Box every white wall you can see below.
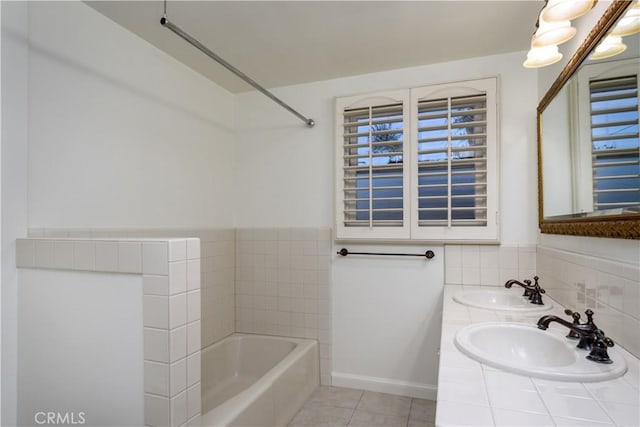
[332,244,443,398]
[235,51,539,244]
[1,3,29,425]
[28,1,236,229]
[1,1,238,422]
[18,269,143,426]
[236,51,538,394]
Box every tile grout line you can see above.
[529,379,559,426]
[346,390,365,426]
[582,383,621,426]
[479,364,498,426]
[407,398,415,427]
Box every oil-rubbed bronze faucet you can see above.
[504,276,546,305]
[537,309,615,364]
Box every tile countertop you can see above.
[436,284,640,427]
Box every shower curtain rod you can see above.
[160,14,315,128]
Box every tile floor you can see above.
[289,386,436,427]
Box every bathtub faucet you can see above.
[537,309,615,364]
[504,276,545,305]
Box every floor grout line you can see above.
[346,389,365,426]
[290,386,436,427]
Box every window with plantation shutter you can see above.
[589,75,640,211]
[343,104,405,225]
[336,91,411,240]
[576,59,640,214]
[335,78,498,241]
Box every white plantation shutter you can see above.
[335,79,498,241]
[411,79,498,241]
[589,75,640,211]
[336,91,411,240]
[414,95,488,226]
[576,59,640,214]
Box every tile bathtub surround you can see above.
[235,227,333,385]
[16,237,202,427]
[185,229,235,348]
[437,284,640,427]
[444,244,537,286]
[537,245,640,359]
[289,386,436,427]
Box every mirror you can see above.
[538,1,640,239]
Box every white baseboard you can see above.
[331,372,437,400]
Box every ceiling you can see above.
[86,1,543,93]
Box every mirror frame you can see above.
[537,0,640,239]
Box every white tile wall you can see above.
[94,241,118,272]
[118,241,142,273]
[538,245,640,359]
[24,227,325,400]
[34,240,55,268]
[199,229,235,348]
[143,242,169,275]
[445,244,537,287]
[145,394,170,427]
[235,227,332,384]
[17,236,202,427]
[26,228,236,425]
[28,228,237,351]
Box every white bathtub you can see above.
[200,334,319,427]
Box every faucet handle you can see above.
[564,308,580,320]
[585,309,594,325]
[528,277,546,305]
[529,286,545,305]
[599,334,614,348]
[586,329,615,364]
[564,309,582,339]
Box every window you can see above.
[336,90,411,240]
[576,59,640,213]
[589,75,639,211]
[335,78,498,241]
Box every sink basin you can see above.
[454,322,627,382]
[453,290,553,312]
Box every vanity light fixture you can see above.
[524,0,596,68]
[532,14,577,47]
[542,0,595,22]
[590,35,627,60]
[610,6,640,37]
[590,1,638,60]
[524,43,563,68]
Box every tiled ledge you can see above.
[437,284,640,427]
[16,237,200,274]
[16,237,202,427]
